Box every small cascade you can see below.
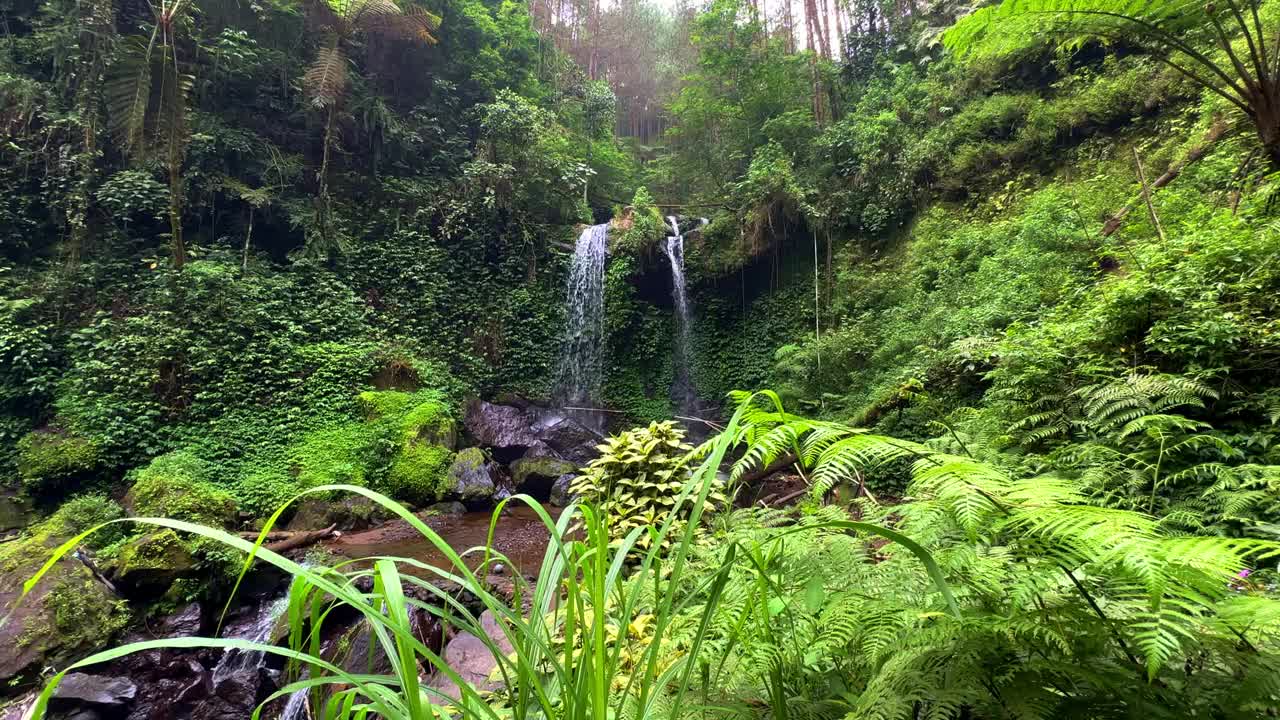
[664,216,697,416]
[278,689,310,720]
[212,596,288,683]
[554,223,610,428]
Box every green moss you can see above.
[360,390,456,447]
[48,575,130,648]
[15,430,98,492]
[511,456,576,486]
[383,444,454,505]
[113,529,194,576]
[288,422,378,489]
[127,451,238,526]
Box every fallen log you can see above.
[238,525,338,552]
[1101,118,1230,237]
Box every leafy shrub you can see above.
[48,495,126,547]
[126,452,237,526]
[570,420,724,550]
[15,430,99,494]
[231,467,300,519]
[610,187,666,256]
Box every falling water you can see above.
[212,596,288,684]
[554,223,609,425]
[278,689,310,720]
[665,216,697,415]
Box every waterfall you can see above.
[278,689,310,720]
[212,596,288,683]
[665,216,697,415]
[554,223,609,424]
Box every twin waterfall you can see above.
[554,217,701,424]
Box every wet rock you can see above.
[53,673,136,706]
[428,501,468,516]
[287,496,392,532]
[463,400,538,462]
[538,417,603,465]
[446,448,497,503]
[424,610,514,701]
[549,473,577,507]
[510,456,576,500]
[158,602,203,637]
[107,530,195,599]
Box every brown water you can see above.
[326,505,562,578]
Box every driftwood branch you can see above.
[238,525,338,552]
[1101,119,1230,237]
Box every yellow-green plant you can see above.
[570,420,726,550]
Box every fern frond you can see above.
[304,43,349,109]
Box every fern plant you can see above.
[945,0,1280,166]
[681,390,1280,719]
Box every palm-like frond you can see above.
[304,43,349,110]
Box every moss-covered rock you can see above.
[108,529,196,598]
[384,444,454,506]
[15,429,99,494]
[125,452,237,527]
[286,496,392,531]
[445,447,498,503]
[510,456,576,498]
[0,520,129,683]
[0,491,31,532]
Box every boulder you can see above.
[287,496,392,532]
[424,610,513,701]
[538,417,603,465]
[549,473,578,507]
[53,673,137,706]
[445,448,497,503]
[0,544,127,685]
[463,400,538,461]
[510,455,576,499]
[107,530,196,599]
[156,602,203,638]
[427,501,468,517]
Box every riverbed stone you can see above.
[446,448,497,503]
[287,496,391,532]
[549,473,578,507]
[425,610,513,701]
[53,673,137,706]
[428,500,468,516]
[510,456,576,499]
[539,417,603,465]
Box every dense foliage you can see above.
[5,0,1280,717]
